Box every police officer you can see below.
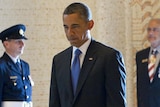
[0,24,34,107]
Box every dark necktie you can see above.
[16,61,21,71]
[148,49,158,82]
[71,49,82,95]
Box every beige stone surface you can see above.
[0,0,160,107]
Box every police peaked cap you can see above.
[0,24,28,42]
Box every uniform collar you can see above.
[5,52,20,63]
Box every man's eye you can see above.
[153,28,158,32]
[72,25,79,29]
[147,27,159,32]
[64,26,68,29]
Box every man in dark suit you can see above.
[49,2,126,107]
[136,19,160,107]
[0,24,34,107]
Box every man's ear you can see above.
[3,41,8,47]
[88,20,94,30]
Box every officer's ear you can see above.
[3,40,9,48]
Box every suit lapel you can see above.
[63,47,74,98]
[73,41,97,99]
[138,48,151,83]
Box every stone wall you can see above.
[0,0,159,107]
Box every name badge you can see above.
[10,76,18,86]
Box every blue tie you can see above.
[71,49,82,95]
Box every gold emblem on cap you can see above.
[19,29,24,36]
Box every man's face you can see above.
[63,13,93,47]
[147,20,160,48]
[3,39,25,58]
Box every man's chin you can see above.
[151,42,158,48]
[70,43,80,47]
[70,42,77,46]
[19,51,23,55]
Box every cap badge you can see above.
[5,37,8,40]
[19,29,24,36]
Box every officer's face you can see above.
[3,39,25,58]
[63,13,94,47]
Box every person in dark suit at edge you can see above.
[136,18,160,107]
[0,24,34,107]
[49,2,126,107]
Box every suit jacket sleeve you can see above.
[105,50,126,107]
[49,57,61,107]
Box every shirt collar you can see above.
[72,38,91,55]
[156,45,160,53]
[150,45,160,54]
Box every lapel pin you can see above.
[142,58,148,63]
[89,58,93,61]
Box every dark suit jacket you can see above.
[0,52,32,106]
[49,40,126,107]
[136,47,160,107]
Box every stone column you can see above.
[94,0,135,107]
